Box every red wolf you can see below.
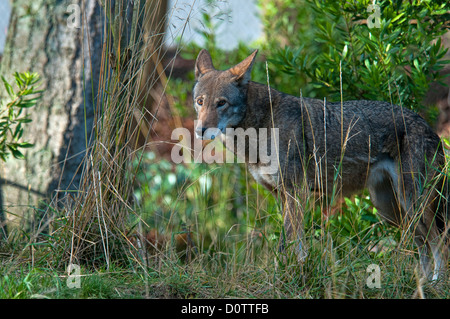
[192,49,449,280]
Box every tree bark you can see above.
[0,0,102,232]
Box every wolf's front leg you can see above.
[280,191,308,262]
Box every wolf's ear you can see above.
[195,49,215,79]
[229,50,258,86]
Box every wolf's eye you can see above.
[217,100,227,107]
[196,98,204,106]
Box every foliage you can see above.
[0,72,40,161]
[262,0,450,115]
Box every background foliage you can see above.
[263,0,450,114]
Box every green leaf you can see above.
[13,123,23,139]
[18,142,34,148]
[7,144,25,160]
[16,118,32,124]
[1,76,14,97]
[391,12,405,23]
[342,44,348,59]
[17,101,36,108]
[11,149,25,160]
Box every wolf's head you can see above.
[192,49,258,140]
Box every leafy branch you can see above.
[0,72,42,161]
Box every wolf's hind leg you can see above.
[367,157,404,227]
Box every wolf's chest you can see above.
[248,164,279,191]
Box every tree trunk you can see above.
[0,0,102,232]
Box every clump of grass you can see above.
[45,1,174,268]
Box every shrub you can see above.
[261,0,450,116]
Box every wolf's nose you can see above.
[196,127,207,135]
[195,127,207,139]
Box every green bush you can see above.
[261,0,450,115]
